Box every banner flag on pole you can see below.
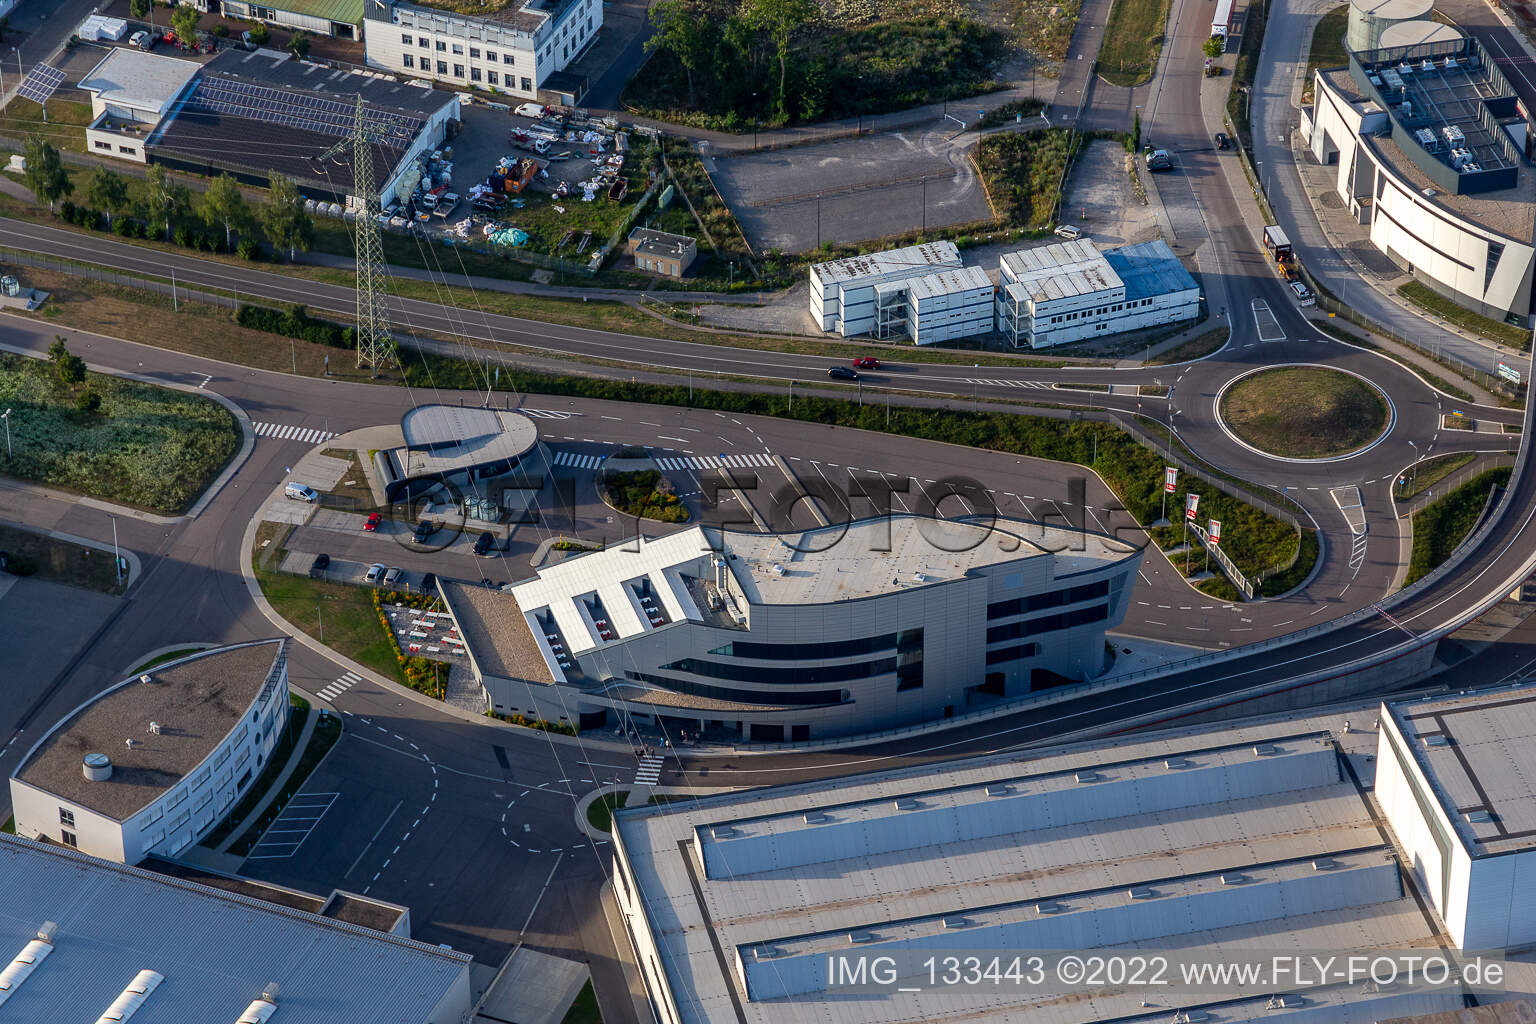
[1209,519,1222,546]
[1186,493,1200,521]
[1165,467,1178,493]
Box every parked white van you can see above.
[1054,224,1082,240]
[285,483,318,502]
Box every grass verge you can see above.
[1396,453,1475,500]
[1302,6,1349,103]
[225,707,345,857]
[0,348,240,515]
[1314,320,1476,402]
[560,980,602,1024]
[254,559,407,684]
[0,521,128,595]
[1,816,13,834]
[1398,281,1532,350]
[1219,366,1388,458]
[200,695,315,850]
[1406,468,1511,585]
[586,791,630,833]
[1147,327,1230,365]
[1099,0,1174,86]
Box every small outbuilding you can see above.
[628,227,698,278]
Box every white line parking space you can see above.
[252,422,337,445]
[244,792,339,860]
[1251,299,1285,342]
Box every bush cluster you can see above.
[370,589,449,698]
[975,129,1074,228]
[235,303,354,348]
[486,709,577,735]
[599,468,689,523]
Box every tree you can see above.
[130,0,151,20]
[259,172,314,261]
[22,136,71,213]
[647,0,711,108]
[145,163,191,241]
[288,30,311,59]
[48,337,86,386]
[1202,37,1224,60]
[198,173,249,250]
[74,389,102,415]
[743,0,816,120]
[85,165,130,229]
[170,2,200,45]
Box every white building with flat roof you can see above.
[1378,684,1536,950]
[0,833,472,1023]
[996,238,1200,348]
[78,49,201,164]
[365,0,603,103]
[9,641,290,865]
[874,265,994,344]
[441,514,1141,742]
[809,241,964,337]
[612,701,1504,1024]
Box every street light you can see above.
[1,408,11,459]
[816,193,822,249]
[109,514,122,583]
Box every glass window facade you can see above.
[987,579,1110,620]
[986,604,1110,644]
[626,671,845,707]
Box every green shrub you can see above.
[173,224,193,248]
[235,303,354,348]
[237,238,261,261]
[74,388,102,414]
[247,23,269,44]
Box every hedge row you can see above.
[235,304,354,349]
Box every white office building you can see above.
[1377,684,1536,951]
[996,238,1200,348]
[873,265,994,344]
[9,640,290,865]
[365,0,603,104]
[441,515,1141,742]
[809,241,964,337]
[78,49,201,163]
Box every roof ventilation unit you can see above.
[893,798,919,811]
[0,924,56,1009]
[1035,901,1064,915]
[1074,770,1100,783]
[709,826,736,839]
[93,969,164,1024]
[942,916,971,929]
[83,752,113,781]
[1128,887,1155,900]
[237,998,278,1024]
[1252,744,1278,756]
[1220,873,1247,886]
[1312,858,1336,870]
[1466,810,1494,823]
[1164,757,1192,770]
[847,930,875,944]
[751,946,781,961]
[1423,734,1450,747]
[985,783,1011,797]
[139,674,152,685]
[148,722,162,736]
[802,812,830,824]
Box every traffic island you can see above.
[1218,365,1391,460]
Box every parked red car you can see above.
[853,357,880,369]
[364,512,382,532]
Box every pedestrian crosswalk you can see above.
[315,671,362,703]
[552,450,604,470]
[965,378,1054,389]
[657,452,775,471]
[253,422,337,445]
[521,409,579,419]
[634,755,664,787]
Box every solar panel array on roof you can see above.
[17,64,65,106]
[183,76,421,145]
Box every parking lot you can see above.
[244,792,339,861]
[708,122,995,253]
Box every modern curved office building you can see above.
[8,640,290,865]
[441,515,1142,742]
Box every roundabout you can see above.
[1215,364,1394,463]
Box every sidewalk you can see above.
[211,706,320,855]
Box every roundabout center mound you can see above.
[1220,366,1389,460]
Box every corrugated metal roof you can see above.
[271,0,366,24]
[1104,238,1200,302]
[0,835,469,1024]
[902,265,992,300]
[811,241,962,287]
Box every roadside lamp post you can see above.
[1,408,11,459]
[816,193,822,249]
[110,514,122,583]
[1407,439,1418,494]
[921,177,927,233]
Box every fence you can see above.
[1395,453,1517,518]
[0,245,239,313]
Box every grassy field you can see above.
[255,559,406,685]
[1220,367,1388,458]
[1099,0,1174,86]
[975,129,1073,228]
[0,521,128,594]
[1302,5,1349,102]
[586,791,630,833]
[0,349,240,514]
[1398,281,1532,350]
[560,981,602,1024]
[1406,468,1511,585]
[0,98,94,153]
[1396,453,1476,500]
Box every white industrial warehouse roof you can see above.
[902,265,993,301]
[507,516,1137,660]
[810,241,961,287]
[79,49,201,116]
[1387,684,1536,856]
[0,834,470,1023]
[614,704,1480,1024]
[1001,238,1125,303]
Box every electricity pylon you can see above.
[319,95,395,375]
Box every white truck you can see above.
[1212,0,1234,37]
